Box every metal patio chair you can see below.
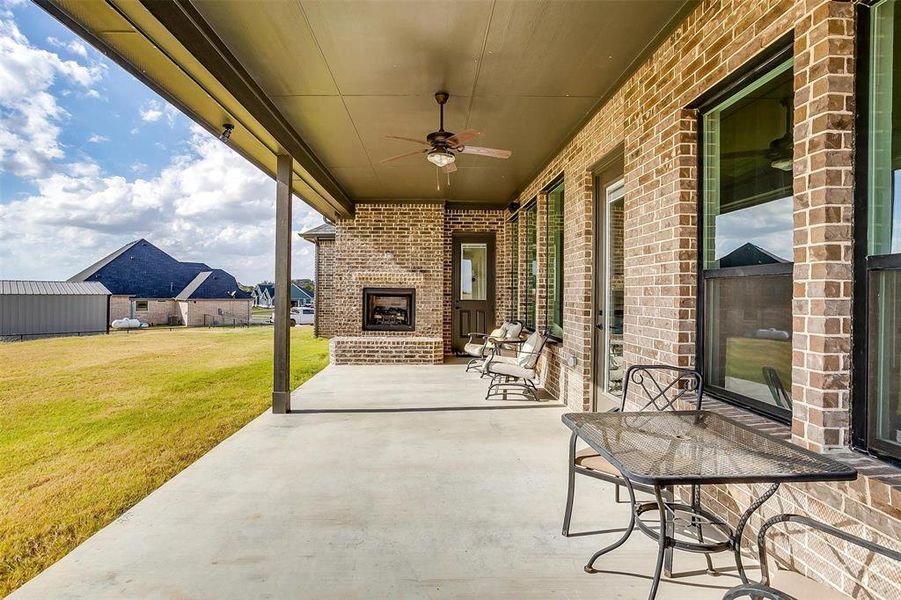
[483,329,549,402]
[762,366,792,410]
[562,365,706,570]
[463,320,523,373]
[723,513,901,600]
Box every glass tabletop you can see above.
[562,411,857,486]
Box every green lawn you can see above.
[0,327,328,595]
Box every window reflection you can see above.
[701,56,794,419]
[524,203,537,330]
[704,60,794,270]
[547,182,564,338]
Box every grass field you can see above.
[0,326,328,595]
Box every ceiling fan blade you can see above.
[442,162,457,174]
[379,148,428,163]
[460,145,512,159]
[446,129,480,147]
[385,134,430,146]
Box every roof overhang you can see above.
[36,0,354,220]
[38,0,697,212]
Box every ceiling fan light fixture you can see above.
[770,157,793,171]
[427,149,455,168]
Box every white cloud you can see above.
[130,161,148,173]
[0,125,323,284]
[139,99,180,126]
[87,133,108,143]
[47,36,88,58]
[139,99,163,122]
[0,14,105,177]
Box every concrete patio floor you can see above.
[13,362,742,599]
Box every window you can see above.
[861,0,901,461]
[699,51,794,421]
[509,217,519,320]
[135,300,148,311]
[547,181,565,339]
[524,200,538,330]
[460,243,488,300]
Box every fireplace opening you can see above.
[362,288,416,332]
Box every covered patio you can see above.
[26,0,901,598]
[10,363,732,599]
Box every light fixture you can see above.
[219,123,234,141]
[770,157,793,171]
[427,149,455,168]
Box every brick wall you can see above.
[109,295,131,321]
[790,0,855,452]
[180,299,251,326]
[314,238,336,338]
[133,299,178,326]
[442,208,508,354]
[503,0,899,597]
[331,203,445,363]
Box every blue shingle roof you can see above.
[69,239,249,300]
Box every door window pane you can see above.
[547,182,565,339]
[702,60,794,269]
[524,202,537,330]
[605,182,625,398]
[869,270,901,455]
[704,275,793,410]
[460,243,487,301]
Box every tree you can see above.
[292,278,315,295]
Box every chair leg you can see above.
[562,432,577,536]
[585,475,638,573]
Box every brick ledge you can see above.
[703,397,901,520]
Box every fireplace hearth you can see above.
[362,288,415,332]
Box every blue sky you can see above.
[0,0,321,284]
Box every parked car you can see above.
[268,306,314,326]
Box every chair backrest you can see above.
[761,366,792,409]
[505,320,523,340]
[517,330,548,370]
[756,514,901,587]
[620,365,702,412]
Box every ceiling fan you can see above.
[380,91,512,174]
[720,96,793,171]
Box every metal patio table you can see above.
[561,410,857,600]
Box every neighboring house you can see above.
[253,282,312,308]
[290,283,313,308]
[300,222,335,338]
[69,239,252,326]
[0,280,111,340]
[253,283,274,308]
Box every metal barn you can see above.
[0,280,111,340]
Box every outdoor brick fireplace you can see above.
[362,288,415,332]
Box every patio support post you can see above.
[272,153,293,413]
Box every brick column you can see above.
[791,0,855,450]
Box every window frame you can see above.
[852,0,901,466]
[135,300,149,312]
[693,36,795,425]
[545,174,565,342]
[522,198,538,332]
